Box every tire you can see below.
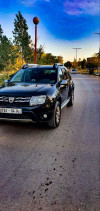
[67,91,74,106]
[48,101,61,128]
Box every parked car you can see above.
[0,63,74,128]
[71,69,77,74]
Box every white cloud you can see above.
[21,0,51,7]
[21,0,37,7]
[64,0,99,16]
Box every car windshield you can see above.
[10,68,57,84]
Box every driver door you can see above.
[59,68,69,103]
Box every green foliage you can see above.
[0,24,3,41]
[0,11,64,73]
[56,56,63,64]
[0,25,17,72]
[64,61,72,68]
[37,45,44,63]
[0,32,11,71]
[80,59,87,69]
[39,51,63,65]
[86,63,97,74]
[13,11,33,63]
[43,53,57,64]
[0,73,9,85]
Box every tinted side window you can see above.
[62,68,68,80]
[59,68,68,81]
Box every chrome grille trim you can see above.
[15,97,30,102]
[0,96,9,102]
[0,96,31,103]
[0,97,3,102]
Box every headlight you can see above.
[30,95,46,106]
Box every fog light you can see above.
[43,114,47,118]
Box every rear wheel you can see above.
[67,91,74,106]
[48,101,61,128]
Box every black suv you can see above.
[0,63,74,128]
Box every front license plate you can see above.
[0,108,22,114]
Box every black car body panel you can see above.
[0,83,53,96]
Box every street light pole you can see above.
[72,48,82,68]
[33,17,39,64]
[94,33,100,74]
[94,0,100,73]
[72,48,82,62]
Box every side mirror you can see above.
[61,79,68,85]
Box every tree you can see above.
[37,45,44,64]
[0,25,18,72]
[93,53,99,57]
[39,52,63,65]
[0,25,3,42]
[64,61,72,69]
[0,25,3,70]
[0,35,11,71]
[56,56,63,64]
[80,59,87,69]
[41,53,56,64]
[13,11,33,63]
[86,63,97,74]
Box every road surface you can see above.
[0,74,100,211]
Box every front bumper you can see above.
[0,105,54,122]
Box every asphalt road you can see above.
[0,74,100,211]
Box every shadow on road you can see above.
[0,119,51,131]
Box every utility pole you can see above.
[94,0,100,73]
[72,48,82,62]
[72,48,82,68]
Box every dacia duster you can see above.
[0,63,74,128]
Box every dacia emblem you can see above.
[9,97,14,103]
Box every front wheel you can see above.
[48,101,61,128]
[67,91,74,106]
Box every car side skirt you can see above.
[61,98,70,109]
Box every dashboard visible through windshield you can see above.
[10,68,57,84]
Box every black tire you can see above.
[48,101,61,128]
[67,91,74,106]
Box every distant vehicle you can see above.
[71,69,77,74]
[0,63,74,128]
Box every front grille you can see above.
[0,96,30,107]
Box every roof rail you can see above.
[22,64,39,69]
[53,63,63,69]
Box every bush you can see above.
[0,73,9,85]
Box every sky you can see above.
[0,0,100,62]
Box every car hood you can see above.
[0,83,52,96]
